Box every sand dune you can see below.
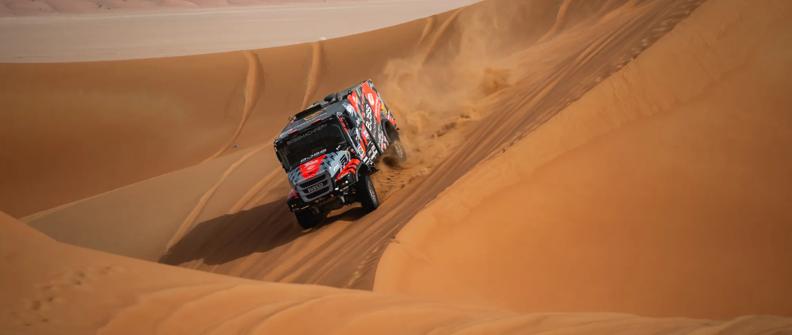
[0,13,432,217]
[2,0,791,332]
[12,0,710,290]
[376,0,792,319]
[4,212,791,334]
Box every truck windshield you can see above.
[281,122,346,169]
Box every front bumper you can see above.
[287,175,355,212]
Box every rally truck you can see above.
[274,80,406,229]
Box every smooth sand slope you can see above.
[376,0,792,320]
[3,213,791,335]
[2,0,791,330]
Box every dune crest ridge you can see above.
[2,0,401,16]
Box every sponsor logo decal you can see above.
[336,158,361,180]
[299,154,326,179]
[347,92,360,113]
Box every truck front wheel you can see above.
[357,172,379,212]
[295,208,323,230]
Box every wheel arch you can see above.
[382,120,399,141]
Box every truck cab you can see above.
[274,80,405,229]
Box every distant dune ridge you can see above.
[2,0,792,333]
[0,0,366,16]
[0,0,481,62]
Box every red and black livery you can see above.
[274,80,405,229]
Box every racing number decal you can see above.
[363,103,374,133]
[346,91,378,161]
[347,84,390,159]
[361,127,377,161]
[362,82,382,123]
[362,82,388,151]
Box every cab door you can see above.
[343,97,377,163]
[360,82,389,153]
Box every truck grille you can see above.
[297,172,332,202]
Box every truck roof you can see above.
[275,79,377,146]
[275,96,347,145]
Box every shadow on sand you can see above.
[159,199,366,266]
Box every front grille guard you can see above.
[297,172,333,202]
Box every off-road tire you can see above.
[295,209,323,230]
[383,138,407,167]
[390,138,407,161]
[357,172,379,212]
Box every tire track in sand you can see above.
[419,7,463,65]
[227,169,282,214]
[301,41,324,109]
[205,51,265,162]
[537,0,576,43]
[416,16,436,46]
[166,145,267,250]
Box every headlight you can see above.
[336,174,353,188]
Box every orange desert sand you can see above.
[2,0,792,334]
